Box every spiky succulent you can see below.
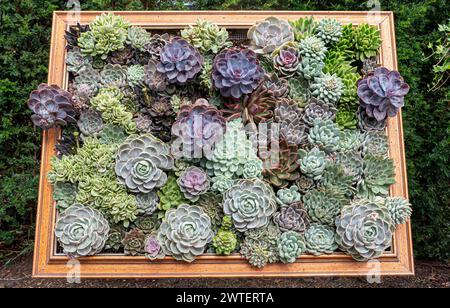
[65,22,90,50]
[298,147,330,180]
[318,164,355,197]
[144,234,165,260]
[157,38,203,85]
[115,134,174,193]
[299,36,327,62]
[274,99,308,146]
[335,199,394,261]
[66,48,93,75]
[385,197,412,226]
[274,203,310,234]
[181,19,232,54]
[28,84,76,129]
[197,192,224,232]
[338,129,362,153]
[212,216,238,255]
[223,178,277,232]
[290,17,317,42]
[157,204,213,262]
[298,57,325,80]
[77,109,103,137]
[157,175,188,211]
[303,98,337,126]
[288,77,310,107]
[122,228,146,256]
[126,26,151,52]
[277,231,306,263]
[52,182,78,212]
[172,98,226,160]
[336,151,364,183]
[315,18,343,45]
[311,73,343,104]
[177,166,210,202]
[135,192,159,216]
[78,13,130,59]
[336,108,358,130]
[357,155,396,199]
[55,204,110,257]
[304,223,338,256]
[212,48,265,99]
[303,189,346,226]
[272,42,301,77]
[352,24,382,61]
[308,119,341,153]
[275,186,302,206]
[248,17,294,54]
[358,67,410,121]
[361,131,389,157]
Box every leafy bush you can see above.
[0,0,448,261]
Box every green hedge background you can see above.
[0,0,448,261]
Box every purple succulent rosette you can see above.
[177,166,210,202]
[144,234,165,260]
[157,38,203,84]
[357,67,410,121]
[212,48,265,99]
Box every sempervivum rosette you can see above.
[273,202,310,233]
[28,83,76,129]
[272,42,301,77]
[223,178,277,232]
[335,199,394,261]
[247,17,294,54]
[115,134,174,193]
[357,67,410,121]
[157,38,203,84]
[55,204,110,257]
[177,166,210,202]
[212,48,265,99]
[171,98,226,160]
[157,204,213,262]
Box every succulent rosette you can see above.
[273,203,310,233]
[277,231,306,263]
[247,17,294,54]
[304,223,338,255]
[212,48,265,99]
[272,42,301,77]
[157,38,203,84]
[357,67,410,121]
[177,166,210,202]
[144,234,165,260]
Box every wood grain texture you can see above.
[33,11,414,278]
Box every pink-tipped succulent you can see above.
[212,48,265,99]
[357,67,410,121]
[177,166,210,202]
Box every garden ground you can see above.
[0,256,448,288]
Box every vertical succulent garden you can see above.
[28,13,414,265]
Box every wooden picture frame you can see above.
[33,11,414,278]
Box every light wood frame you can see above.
[33,11,414,278]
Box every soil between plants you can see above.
[0,256,448,288]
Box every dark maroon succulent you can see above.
[27,84,76,129]
[212,48,265,99]
[157,38,203,84]
[357,67,410,121]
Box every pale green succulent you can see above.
[303,188,346,226]
[55,204,110,257]
[242,159,264,179]
[276,186,302,206]
[135,192,159,216]
[336,151,364,183]
[298,57,325,80]
[89,87,137,133]
[99,124,128,145]
[385,197,412,226]
[66,48,93,75]
[199,56,214,93]
[361,131,389,157]
[223,178,277,232]
[211,176,234,194]
[335,199,394,261]
[100,64,128,88]
[170,95,191,113]
[298,147,330,180]
[127,65,145,87]
[357,155,396,199]
[126,26,151,51]
[204,119,259,179]
[315,18,343,45]
[52,182,78,212]
[115,134,174,194]
[338,129,362,153]
[311,73,343,104]
[299,36,327,62]
[352,24,382,61]
[157,204,213,262]
[181,19,232,54]
[308,119,341,153]
[304,223,338,256]
[318,164,355,197]
[290,16,317,42]
[77,109,104,137]
[157,175,188,211]
[277,231,306,263]
[288,77,310,107]
[78,13,130,59]
[336,108,358,130]
[212,216,238,255]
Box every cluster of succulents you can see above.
[34,14,412,266]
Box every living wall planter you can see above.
[33,11,414,278]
